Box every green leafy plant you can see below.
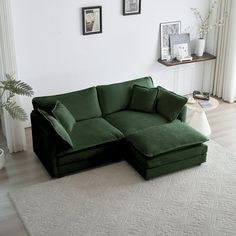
[0,73,33,121]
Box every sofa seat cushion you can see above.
[127,121,208,158]
[57,118,124,156]
[57,141,124,167]
[105,110,168,136]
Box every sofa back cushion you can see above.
[129,85,158,113]
[52,101,76,132]
[126,120,208,158]
[33,87,102,121]
[97,77,154,116]
[156,86,188,122]
[38,109,73,148]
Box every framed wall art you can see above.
[160,21,181,60]
[169,33,191,58]
[123,0,141,15]
[82,6,102,35]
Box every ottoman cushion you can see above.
[128,144,208,169]
[126,121,208,179]
[126,120,208,158]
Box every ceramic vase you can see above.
[195,38,206,57]
[0,148,5,170]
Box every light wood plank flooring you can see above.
[0,99,236,236]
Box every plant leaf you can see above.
[2,79,33,97]
[3,102,28,121]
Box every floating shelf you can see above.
[158,53,216,67]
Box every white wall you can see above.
[10,0,211,127]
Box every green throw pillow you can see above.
[129,85,158,113]
[156,86,187,121]
[52,101,76,132]
[38,109,73,148]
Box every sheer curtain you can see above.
[222,0,236,102]
[0,0,26,153]
[211,0,236,103]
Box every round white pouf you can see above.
[0,149,5,170]
[189,109,211,137]
[187,97,219,137]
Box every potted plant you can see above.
[191,0,227,56]
[0,73,33,169]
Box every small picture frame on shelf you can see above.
[173,43,189,60]
[160,21,181,60]
[82,6,102,35]
[169,33,191,58]
[123,0,141,15]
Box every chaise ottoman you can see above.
[126,121,208,180]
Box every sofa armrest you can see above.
[31,111,65,177]
[177,106,187,122]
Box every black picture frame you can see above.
[123,0,141,15]
[82,6,102,35]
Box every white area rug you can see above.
[9,141,236,236]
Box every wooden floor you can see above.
[207,100,236,153]
[0,99,236,236]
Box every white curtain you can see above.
[222,0,236,102]
[211,0,236,103]
[0,0,26,153]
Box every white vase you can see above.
[195,39,206,57]
[0,148,5,170]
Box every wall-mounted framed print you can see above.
[82,6,102,35]
[123,0,141,15]
[160,21,181,60]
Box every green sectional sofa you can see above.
[31,77,208,179]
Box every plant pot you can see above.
[0,148,5,170]
[195,38,206,57]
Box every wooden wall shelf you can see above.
[158,53,216,67]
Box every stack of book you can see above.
[198,100,212,108]
[193,91,210,100]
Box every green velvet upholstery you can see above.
[33,87,102,121]
[129,85,158,113]
[38,109,73,148]
[57,142,123,165]
[156,86,188,121]
[177,105,187,122]
[31,111,60,177]
[126,121,208,179]
[128,144,207,168]
[57,142,124,177]
[126,153,207,180]
[31,111,124,178]
[105,110,168,136]
[127,121,208,157]
[59,118,124,155]
[31,77,207,179]
[97,77,153,116]
[52,101,76,132]
[57,140,124,169]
